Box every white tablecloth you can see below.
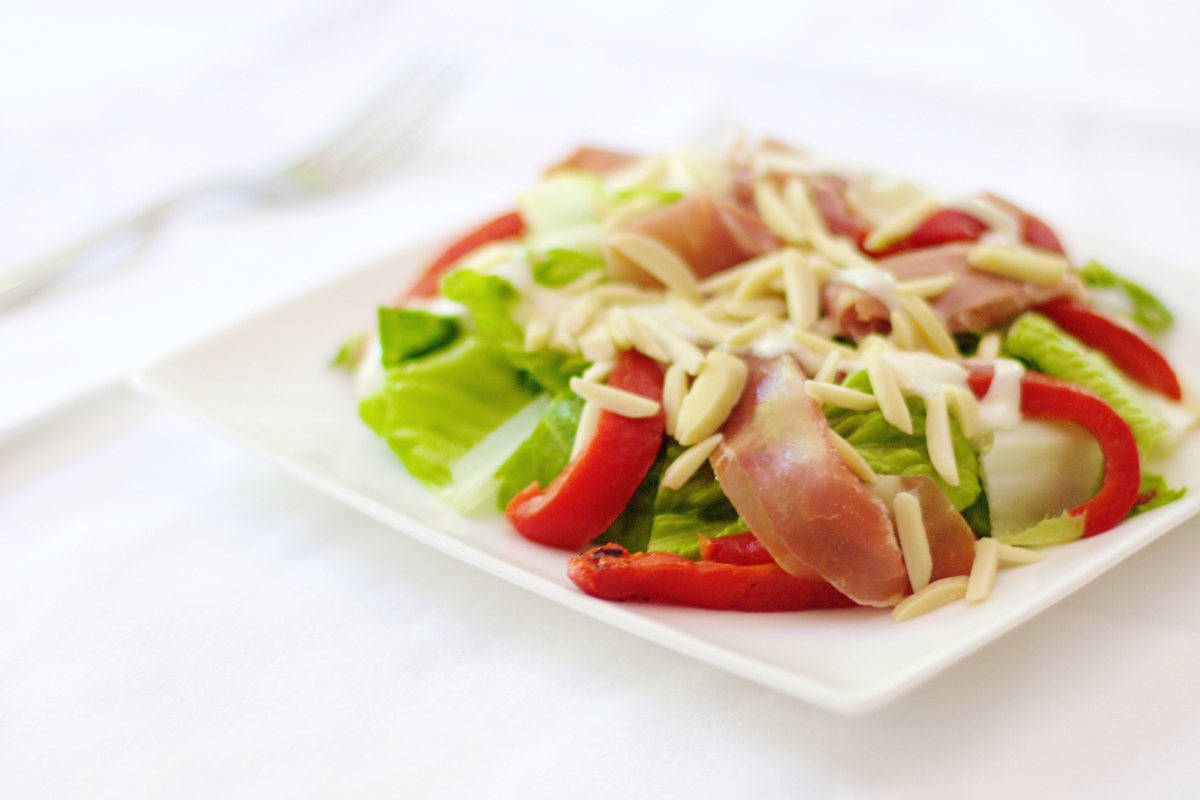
[5,2,1200,797]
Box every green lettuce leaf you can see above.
[440,269,522,345]
[360,336,541,486]
[611,187,684,205]
[1130,473,1187,517]
[331,332,369,369]
[592,441,741,558]
[494,394,583,509]
[531,249,605,288]
[998,511,1085,546]
[1004,312,1171,452]
[378,308,459,367]
[824,371,982,512]
[1078,260,1173,335]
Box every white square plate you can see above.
[134,232,1200,713]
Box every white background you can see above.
[3,1,1200,797]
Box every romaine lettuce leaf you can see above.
[494,394,583,510]
[360,336,541,486]
[1130,473,1187,517]
[378,307,459,366]
[1005,312,1171,453]
[1078,260,1173,335]
[824,371,982,512]
[530,249,605,288]
[440,269,522,345]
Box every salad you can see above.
[339,138,1192,621]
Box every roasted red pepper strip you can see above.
[982,193,1066,255]
[697,532,775,566]
[568,544,857,612]
[1035,298,1182,401]
[867,208,988,257]
[404,211,526,300]
[967,369,1140,536]
[506,350,664,550]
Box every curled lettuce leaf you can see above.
[378,308,459,367]
[1078,260,1173,335]
[360,336,541,487]
[1130,473,1187,517]
[823,371,982,513]
[494,394,583,510]
[1005,312,1171,453]
[998,511,1085,546]
[531,249,605,288]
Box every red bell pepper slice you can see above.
[696,531,775,566]
[1035,298,1182,401]
[505,350,665,551]
[867,208,989,257]
[981,193,1065,255]
[967,369,1141,536]
[403,211,526,300]
[567,544,857,612]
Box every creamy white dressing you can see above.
[832,265,902,310]
[881,350,968,399]
[978,358,1025,431]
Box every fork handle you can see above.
[0,185,223,310]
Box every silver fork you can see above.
[0,59,463,310]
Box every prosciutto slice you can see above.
[545,146,639,177]
[824,243,1086,338]
[606,191,781,287]
[710,356,909,607]
[882,243,1086,333]
[871,475,977,582]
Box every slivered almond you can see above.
[967,538,999,602]
[524,312,551,352]
[668,294,735,344]
[602,194,662,232]
[996,542,1045,565]
[813,350,841,383]
[791,329,857,358]
[563,295,602,335]
[967,245,1070,285]
[889,308,916,350]
[892,576,968,622]
[697,253,775,294]
[860,333,894,352]
[945,385,980,438]
[675,351,748,445]
[900,295,958,359]
[581,359,615,383]
[893,492,932,592]
[578,324,616,362]
[662,364,689,437]
[607,231,701,300]
[897,272,956,298]
[804,381,879,411]
[592,283,665,305]
[640,316,705,375]
[864,346,913,434]
[864,196,940,252]
[570,401,601,460]
[925,389,959,486]
[661,434,723,490]
[605,307,634,349]
[782,248,818,330]
[828,428,876,483]
[550,313,579,353]
[724,297,788,319]
[732,255,784,301]
[782,176,825,237]
[976,331,1002,360]
[569,376,661,418]
[724,313,780,349]
[811,231,873,268]
[754,180,805,242]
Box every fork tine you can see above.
[318,67,464,188]
[290,59,463,191]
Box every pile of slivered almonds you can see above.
[459,166,1070,621]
